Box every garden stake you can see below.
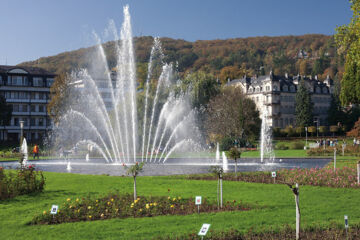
[220,172,223,209]
[334,148,337,172]
[357,161,360,185]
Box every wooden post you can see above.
[295,183,300,240]
[235,159,237,176]
[334,148,337,172]
[357,161,360,185]
[133,176,137,200]
[217,178,219,209]
[220,173,223,209]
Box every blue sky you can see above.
[0,0,352,65]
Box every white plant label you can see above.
[198,223,211,236]
[50,205,58,215]
[271,171,276,178]
[345,215,349,229]
[195,196,202,205]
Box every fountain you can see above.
[260,106,275,163]
[0,5,331,176]
[222,151,229,172]
[20,138,28,166]
[215,142,220,163]
[53,5,201,167]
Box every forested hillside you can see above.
[19,34,343,85]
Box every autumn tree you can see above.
[335,0,360,105]
[205,86,260,143]
[47,73,76,124]
[295,80,313,127]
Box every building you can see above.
[0,65,55,142]
[228,71,333,128]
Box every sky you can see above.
[0,0,352,65]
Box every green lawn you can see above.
[1,169,360,239]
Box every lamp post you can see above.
[305,126,308,149]
[19,120,24,147]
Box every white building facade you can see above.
[0,65,55,142]
[228,71,333,128]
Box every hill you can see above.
[19,34,343,83]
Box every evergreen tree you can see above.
[295,80,313,127]
[0,95,12,141]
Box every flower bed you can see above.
[307,145,360,156]
[188,166,360,188]
[0,165,45,200]
[30,193,250,225]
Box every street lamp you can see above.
[305,126,308,149]
[19,120,24,146]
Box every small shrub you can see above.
[276,143,289,150]
[290,141,304,150]
[0,165,45,200]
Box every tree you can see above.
[209,166,224,209]
[347,117,360,137]
[205,86,261,144]
[183,71,219,109]
[0,95,12,141]
[123,162,145,200]
[295,80,313,127]
[335,0,360,105]
[227,147,241,176]
[47,73,73,124]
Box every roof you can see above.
[0,65,55,76]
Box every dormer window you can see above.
[322,87,328,93]
[283,85,288,91]
[290,86,295,92]
[273,85,278,91]
[316,87,321,93]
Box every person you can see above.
[33,144,39,159]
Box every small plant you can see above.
[227,147,241,176]
[290,141,304,150]
[123,162,144,201]
[209,166,224,208]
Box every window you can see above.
[8,76,28,86]
[39,105,45,112]
[266,86,270,91]
[14,118,19,126]
[20,105,28,112]
[290,86,295,92]
[316,87,321,93]
[0,75,2,85]
[31,105,36,112]
[38,118,44,126]
[13,104,19,112]
[273,85,278,91]
[30,118,36,126]
[33,77,43,87]
[323,87,328,93]
[47,78,54,87]
[283,85,288,91]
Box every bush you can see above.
[276,143,289,150]
[220,137,234,151]
[290,141,304,150]
[0,166,45,200]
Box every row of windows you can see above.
[280,105,295,114]
[0,75,54,87]
[314,106,329,114]
[1,91,49,100]
[312,96,330,103]
[12,104,46,113]
[12,117,50,127]
[280,95,295,102]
